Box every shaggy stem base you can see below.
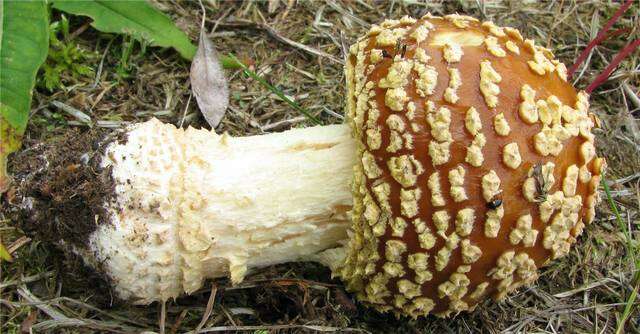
[91,120,356,302]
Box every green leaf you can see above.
[52,0,197,59]
[0,0,49,192]
[52,0,242,68]
[0,240,11,262]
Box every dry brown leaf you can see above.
[20,310,38,333]
[190,30,229,129]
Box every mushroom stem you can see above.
[32,119,356,303]
[102,119,357,301]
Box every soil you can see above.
[2,127,126,306]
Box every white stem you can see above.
[90,119,355,303]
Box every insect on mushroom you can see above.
[531,163,550,202]
[486,199,503,210]
[9,13,614,318]
[394,39,408,58]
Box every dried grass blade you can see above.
[227,53,321,125]
[195,283,217,332]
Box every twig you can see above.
[68,21,92,40]
[622,82,640,109]
[90,82,116,110]
[51,101,92,127]
[159,300,166,334]
[325,0,370,28]
[179,93,193,128]
[7,236,30,255]
[322,107,344,120]
[608,172,640,187]
[259,23,343,65]
[210,6,234,35]
[195,283,217,333]
[553,278,618,298]
[220,20,342,64]
[0,271,55,289]
[219,306,237,328]
[614,134,640,154]
[96,120,125,128]
[260,116,307,131]
[170,309,188,334]
[92,38,114,89]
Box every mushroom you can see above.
[9,14,604,318]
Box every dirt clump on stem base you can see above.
[2,128,124,304]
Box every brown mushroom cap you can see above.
[340,14,604,318]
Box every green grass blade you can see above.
[601,176,634,260]
[227,54,321,125]
[0,0,49,192]
[616,278,638,334]
[602,176,640,333]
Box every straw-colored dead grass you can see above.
[1,1,639,333]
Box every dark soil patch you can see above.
[1,127,127,307]
[4,128,118,249]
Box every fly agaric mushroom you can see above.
[9,14,604,318]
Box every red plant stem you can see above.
[568,27,630,77]
[568,0,635,78]
[586,38,640,93]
